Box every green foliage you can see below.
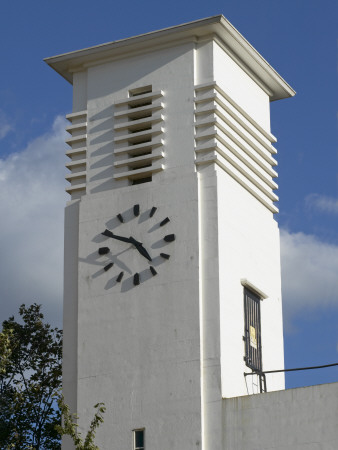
[0,304,62,449]
[0,329,12,374]
[56,396,105,450]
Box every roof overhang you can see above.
[44,15,295,101]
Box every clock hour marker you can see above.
[102,229,114,238]
[150,206,157,217]
[150,266,157,276]
[116,271,124,282]
[117,213,124,223]
[133,204,140,217]
[160,253,170,260]
[133,273,140,285]
[164,234,175,242]
[98,247,110,255]
[160,217,170,227]
[104,262,114,272]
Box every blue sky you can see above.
[0,0,337,390]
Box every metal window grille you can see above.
[133,429,145,450]
[244,287,262,373]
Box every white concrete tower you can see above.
[46,15,295,450]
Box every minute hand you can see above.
[102,229,133,244]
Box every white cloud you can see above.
[280,229,338,321]
[0,116,67,327]
[305,193,338,215]
[0,109,13,140]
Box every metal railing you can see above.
[244,362,338,393]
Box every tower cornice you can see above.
[44,15,295,101]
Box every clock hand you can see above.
[135,244,152,262]
[129,237,152,262]
[102,230,151,261]
[102,229,132,244]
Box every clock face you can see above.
[97,204,175,287]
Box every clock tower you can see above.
[46,16,295,450]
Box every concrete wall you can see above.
[63,200,80,413]
[195,39,284,399]
[213,41,270,130]
[198,165,222,450]
[86,41,196,194]
[62,29,285,450]
[76,178,202,450]
[223,382,338,450]
[217,168,284,398]
[69,42,203,450]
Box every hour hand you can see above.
[102,229,132,244]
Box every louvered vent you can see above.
[113,86,164,185]
[65,110,87,198]
[194,82,279,213]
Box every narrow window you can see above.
[132,176,152,185]
[243,287,262,372]
[129,85,152,97]
[133,429,145,450]
[131,163,152,171]
[128,86,153,108]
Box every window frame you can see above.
[133,428,145,450]
[243,287,263,373]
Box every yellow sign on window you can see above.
[249,325,257,349]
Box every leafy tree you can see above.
[0,304,62,449]
[0,329,12,374]
[56,396,106,450]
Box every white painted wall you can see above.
[223,383,338,449]
[213,41,271,130]
[72,71,87,112]
[195,38,284,399]
[76,177,202,450]
[62,200,80,450]
[195,41,214,86]
[86,42,196,195]
[62,30,285,450]
[67,42,205,450]
[216,168,284,398]
[198,165,223,450]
